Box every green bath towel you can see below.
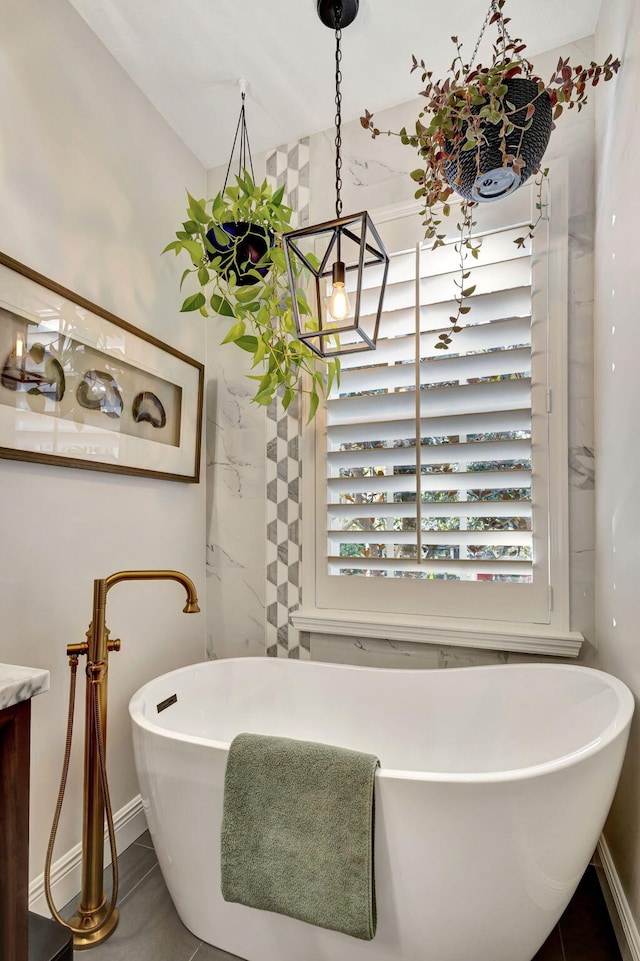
[220,733,380,940]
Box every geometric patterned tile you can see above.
[265,137,310,660]
[277,541,288,565]
[266,479,278,503]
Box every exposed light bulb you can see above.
[15,333,24,358]
[327,260,351,322]
[329,283,351,321]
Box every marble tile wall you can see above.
[205,357,267,660]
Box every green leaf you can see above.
[161,240,182,255]
[182,239,204,264]
[253,387,275,406]
[252,336,267,367]
[221,320,246,344]
[197,266,210,286]
[187,192,209,224]
[210,294,235,317]
[271,247,286,272]
[272,184,286,206]
[236,285,261,303]
[306,391,319,424]
[181,292,206,312]
[257,372,274,395]
[235,335,259,353]
[327,364,335,397]
[179,268,192,290]
[282,388,295,410]
[211,224,231,247]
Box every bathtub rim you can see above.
[129,658,634,785]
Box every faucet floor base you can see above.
[69,904,119,950]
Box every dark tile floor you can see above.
[59,833,622,961]
[533,864,622,961]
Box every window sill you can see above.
[291,608,583,658]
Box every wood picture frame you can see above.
[0,252,204,482]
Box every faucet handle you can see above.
[67,642,89,659]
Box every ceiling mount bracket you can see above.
[317,0,359,29]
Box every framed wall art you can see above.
[0,251,204,482]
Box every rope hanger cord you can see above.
[222,89,256,195]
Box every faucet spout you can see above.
[103,569,200,613]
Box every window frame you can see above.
[293,158,582,658]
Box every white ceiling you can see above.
[67,0,603,170]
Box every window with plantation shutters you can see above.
[297,163,575,644]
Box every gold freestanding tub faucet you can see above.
[45,570,200,950]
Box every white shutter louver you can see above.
[324,189,539,585]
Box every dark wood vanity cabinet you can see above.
[0,693,73,961]
[0,697,31,960]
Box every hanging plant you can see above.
[165,84,337,418]
[163,169,339,419]
[361,0,620,349]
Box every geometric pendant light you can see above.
[283,0,389,358]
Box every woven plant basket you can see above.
[444,77,552,203]
[206,221,274,287]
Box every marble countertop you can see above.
[0,663,50,710]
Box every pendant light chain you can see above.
[282,0,389,358]
[334,1,343,220]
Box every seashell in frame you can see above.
[132,391,166,429]
[77,370,123,417]
[2,342,65,401]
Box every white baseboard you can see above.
[29,794,147,918]
[597,836,640,961]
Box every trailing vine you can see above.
[164,171,339,419]
[361,0,619,349]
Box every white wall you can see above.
[308,39,598,667]
[0,0,207,885]
[594,0,640,931]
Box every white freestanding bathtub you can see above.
[129,657,632,961]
